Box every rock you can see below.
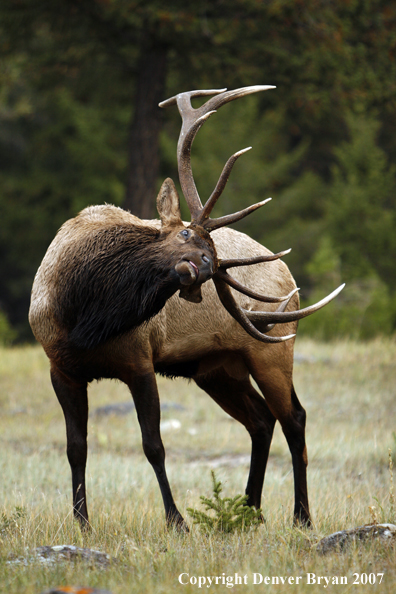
[316,523,396,554]
[8,545,112,568]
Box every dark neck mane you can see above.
[55,224,178,349]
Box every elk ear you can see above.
[157,178,183,229]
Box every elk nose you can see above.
[201,254,213,275]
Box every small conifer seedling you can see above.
[187,471,263,533]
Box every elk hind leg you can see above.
[287,384,311,525]
[194,368,276,511]
[249,364,311,526]
[50,367,90,528]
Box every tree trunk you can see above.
[124,40,168,219]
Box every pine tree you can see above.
[187,471,262,534]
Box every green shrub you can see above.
[187,471,262,534]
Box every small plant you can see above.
[0,506,26,535]
[187,471,262,533]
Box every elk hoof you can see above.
[293,512,313,529]
[167,512,190,533]
[75,515,91,532]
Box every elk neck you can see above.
[56,223,191,351]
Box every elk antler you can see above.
[160,86,345,343]
[159,86,274,230]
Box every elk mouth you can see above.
[188,260,199,280]
[175,258,213,303]
[175,259,202,286]
[176,261,201,303]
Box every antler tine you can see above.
[201,85,276,114]
[159,85,275,117]
[195,147,252,226]
[158,88,227,109]
[211,247,294,305]
[212,247,292,305]
[215,269,298,303]
[219,248,292,269]
[241,283,346,325]
[204,197,272,232]
[159,85,275,227]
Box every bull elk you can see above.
[29,86,344,530]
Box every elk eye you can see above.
[180,229,190,239]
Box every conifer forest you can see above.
[0,1,395,342]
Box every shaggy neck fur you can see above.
[53,224,181,350]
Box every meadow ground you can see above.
[0,337,395,593]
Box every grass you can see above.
[0,337,395,593]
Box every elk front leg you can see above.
[127,371,188,531]
[50,367,89,528]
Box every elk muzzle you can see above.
[175,253,214,303]
[175,255,212,285]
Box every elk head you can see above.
[156,176,217,304]
[160,86,344,342]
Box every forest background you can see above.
[0,0,395,343]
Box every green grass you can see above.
[0,338,395,593]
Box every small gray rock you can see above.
[8,545,112,568]
[316,523,396,554]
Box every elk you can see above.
[29,86,344,530]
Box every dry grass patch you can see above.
[0,338,395,592]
